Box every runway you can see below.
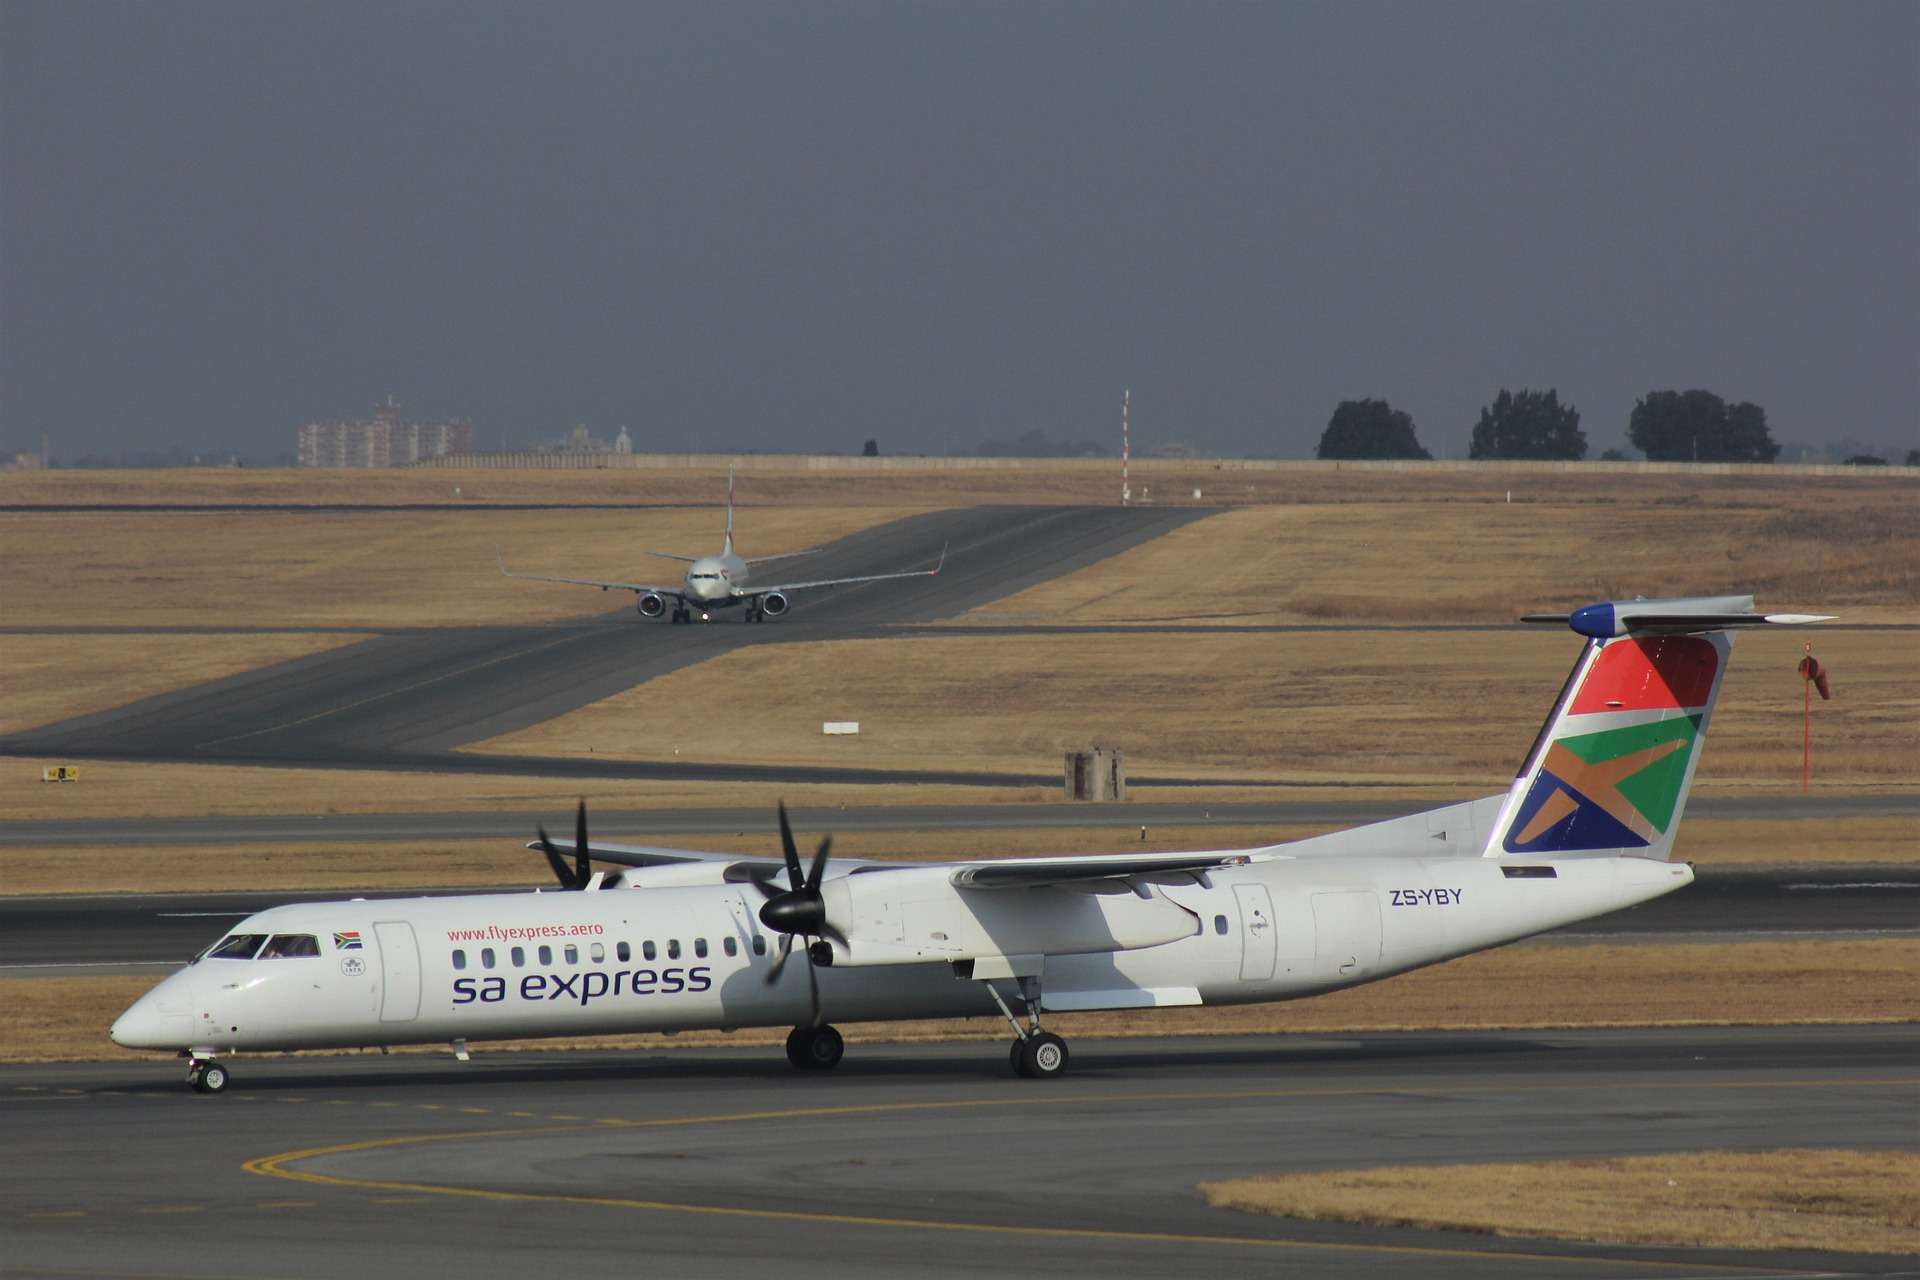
[3,864,1912,976]
[4,1026,1914,1278]
[0,504,1212,776]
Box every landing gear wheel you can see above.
[1009,1039,1026,1074]
[785,1024,845,1071]
[1014,1032,1068,1079]
[189,1062,230,1094]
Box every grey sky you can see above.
[4,2,1914,460]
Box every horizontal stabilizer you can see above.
[1522,594,1834,639]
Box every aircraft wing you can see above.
[948,850,1259,889]
[742,547,823,564]
[498,553,677,595]
[644,552,700,564]
[735,543,946,598]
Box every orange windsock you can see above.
[1797,654,1831,700]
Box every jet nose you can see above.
[111,978,194,1050]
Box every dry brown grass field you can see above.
[1201,1150,1920,1254]
[965,492,1920,626]
[7,460,1917,512]
[469,627,1916,796]
[18,939,1915,1065]
[5,467,1915,629]
[0,504,926,628]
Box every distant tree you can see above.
[1842,454,1888,466]
[1599,447,1630,461]
[1907,449,1920,467]
[1627,390,1780,462]
[1468,388,1585,460]
[862,438,879,457]
[1316,399,1431,460]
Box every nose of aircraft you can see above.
[111,976,195,1050]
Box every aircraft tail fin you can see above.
[1485,595,1830,861]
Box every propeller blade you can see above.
[763,933,792,986]
[818,921,848,948]
[573,800,590,888]
[776,801,804,891]
[536,824,575,889]
[805,835,832,892]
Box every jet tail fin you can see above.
[1486,595,1829,861]
[722,464,735,556]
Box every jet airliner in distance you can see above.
[112,594,1830,1093]
[499,469,943,623]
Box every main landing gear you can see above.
[785,1024,844,1070]
[185,1056,230,1094]
[983,975,1070,1079]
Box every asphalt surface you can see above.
[0,504,1213,778]
[4,1026,1915,1279]
[6,864,1912,976]
[8,794,1915,848]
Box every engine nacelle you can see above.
[636,592,666,618]
[760,591,790,618]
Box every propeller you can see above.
[535,799,592,890]
[751,802,844,1025]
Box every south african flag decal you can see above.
[1503,635,1717,854]
[333,930,363,950]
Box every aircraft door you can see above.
[373,921,421,1022]
[1311,891,1382,979]
[1233,884,1278,981]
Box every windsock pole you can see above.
[1802,650,1811,793]
[1121,389,1131,506]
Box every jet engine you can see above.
[760,591,790,618]
[636,592,666,618]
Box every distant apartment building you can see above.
[296,399,474,468]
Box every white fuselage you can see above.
[111,854,1691,1055]
[682,550,748,610]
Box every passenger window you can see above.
[616,941,631,963]
[481,948,496,969]
[260,934,320,959]
[564,944,579,965]
[590,942,605,963]
[723,937,738,957]
[1214,914,1229,936]
[752,936,767,956]
[452,949,468,971]
[694,938,708,959]
[643,941,657,961]
[511,946,525,967]
[538,945,553,965]
[208,934,269,960]
[667,939,681,960]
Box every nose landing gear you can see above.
[785,1023,845,1070]
[186,1056,230,1094]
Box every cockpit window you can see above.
[207,934,269,960]
[260,934,321,958]
[690,572,719,580]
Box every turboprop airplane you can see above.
[112,594,1829,1093]
[498,469,944,623]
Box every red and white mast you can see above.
[1121,388,1131,506]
